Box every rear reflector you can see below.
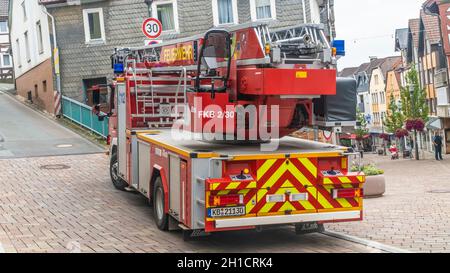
[210,194,244,207]
[332,188,363,199]
[290,193,309,202]
[266,194,286,203]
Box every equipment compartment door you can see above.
[117,83,127,179]
[169,155,181,220]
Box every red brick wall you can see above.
[15,59,55,115]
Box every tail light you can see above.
[209,194,244,207]
[332,188,363,199]
[106,135,111,145]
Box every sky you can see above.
[335,0,425,70]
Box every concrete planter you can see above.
[363,175,386,198]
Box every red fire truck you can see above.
[104,22,364,239]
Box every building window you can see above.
[36,21,44,54]
[2,54,11,67]
[0,21,8,33]
[24,31,31,62]
[83,8,106,44]
[212,0,238,26]
[250,0,276,21]
[21,1,27,21]
[374,75,379,85]
[43,81,47,93]
[151,0,179,32]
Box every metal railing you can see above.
[61,96,109,138]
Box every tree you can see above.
[384,95,405,134]
[384,95,405,152]
[400,66,429,160]
[400,67,429,121]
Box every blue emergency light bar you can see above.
[332,40,345,56]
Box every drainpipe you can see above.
[41,6,61,98]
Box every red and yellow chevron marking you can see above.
[208,180,257,191]
[318,183,363,212]
[321,174,365,185]
[252,158,364,215]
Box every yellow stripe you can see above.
[261,161,288,189]
[281,180,293,188]
[358,176,365,183]
[260,203,277,213]
[218,190,231,195]
[336,198,353,208]
[298,158,318,178]
[257,159,277,180]
[212,183,221,191]
[226,182,241,190]
[248,181,257,189]
[286,164,313,187]
[280,202,295,212]
[286,164,334,209]
[323,178,333,185]
[339,177,352,184]
[316,192,335,209]
[300,200,316,210]
[341,158,348,169]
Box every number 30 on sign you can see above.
[142,18,163,39]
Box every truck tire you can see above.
[153,177,169,231]
[110,153,128,191]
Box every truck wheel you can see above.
[153,177,169,231]
[110,153,128,191]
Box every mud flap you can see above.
[295,222,325,235]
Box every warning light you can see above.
[244,168,250,174]
[209,195,244,207]
[265,43,271,55]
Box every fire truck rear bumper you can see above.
[214,211,361,229]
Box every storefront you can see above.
[426,117,450,154]
[445,118,450,154]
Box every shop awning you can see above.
[340,134,370,140]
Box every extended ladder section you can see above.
[112,22,337,130]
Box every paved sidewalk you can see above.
[328,153,450,253]
[0,154,381,253]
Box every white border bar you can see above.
[215,211,361,229]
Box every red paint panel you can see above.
[238,68,337,96]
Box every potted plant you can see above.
[352,164,386,198]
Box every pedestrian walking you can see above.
[433,132,444,161]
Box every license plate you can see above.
[208,206,246,218]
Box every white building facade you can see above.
[9,0,55,114]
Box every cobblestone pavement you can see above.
[0,154,382,253]
[328,153,450,253]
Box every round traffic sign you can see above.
[142,18,163,39]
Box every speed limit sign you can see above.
[142,18,163,39]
